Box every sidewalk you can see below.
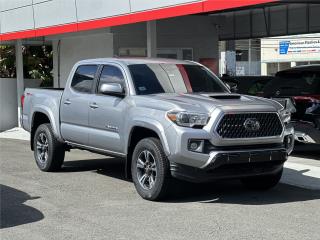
[0,127,30,141]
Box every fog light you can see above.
[188,140,204,153]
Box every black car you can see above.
[221,75,274,95]
[262,65,320,144]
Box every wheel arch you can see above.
[125,121,170,179]
[30,109,58,150]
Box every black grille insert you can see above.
[216,112,283,139]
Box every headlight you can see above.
[167,111,209,128]
[280,109,291,124]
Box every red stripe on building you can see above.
[35,23,78,37]
[0,0,278,42]
[203,0,277,12]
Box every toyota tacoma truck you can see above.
[21,58,294,201]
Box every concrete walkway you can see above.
[0,127,30,141]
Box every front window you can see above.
[128,64,228,95]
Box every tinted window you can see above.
[128,64,167,95]
[183,65,226,93]
[129,64,227,95]
[98,65,125,91]
[71,65,98,93]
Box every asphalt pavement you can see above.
[1,139,320,240]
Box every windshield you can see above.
[263,70,320,97]
[128,63,228,95]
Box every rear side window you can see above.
[71,65,98,93]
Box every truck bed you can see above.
[22,88,64,135]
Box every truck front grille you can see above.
[216,112,283,139]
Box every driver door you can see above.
[88,64,128,154]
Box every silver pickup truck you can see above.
[22,58,294,200]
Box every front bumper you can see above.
[165,124,294,182]
[170,158,285,183]
[166,124,294,168]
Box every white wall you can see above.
[0,78,43,132]
[0,0,199,34]
[0,78,18,132]
[52,32,114,87]
[49,16,218,87]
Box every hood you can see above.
[132,93,283,113]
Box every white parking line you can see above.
[282,162,320,190]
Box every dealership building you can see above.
[1,0,320,131]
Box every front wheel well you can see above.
[31,112,51,150]
[126,127,160,179]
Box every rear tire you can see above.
[241,168,283,190]
[131,137,170,201]
[33,123,65,172]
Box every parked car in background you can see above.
[261,65,320,144]
[221,75,274,95]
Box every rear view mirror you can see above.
[99,83,124,97]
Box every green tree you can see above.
[0,44,53,87]
[0,45,16,78]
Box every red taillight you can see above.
[21,94,25,110]
[293,95,320,102]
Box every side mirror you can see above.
[99,83,125,97]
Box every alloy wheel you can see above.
[136,150,157,190]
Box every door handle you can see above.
[64,99,71,105]
[90,103,99,109]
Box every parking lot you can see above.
[1,138,320,240]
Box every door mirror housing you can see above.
[99,83,125,97]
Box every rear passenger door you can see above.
[88,64,128,154]
[60,65,98,145]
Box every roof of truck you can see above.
[77,57,197,66]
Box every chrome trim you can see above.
[65,141,126,157]
[200,147,287,169]
[213,111,285,141]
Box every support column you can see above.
[52,40,60,88]
[147,21,157,58]
[248,39,252,75]
[261,63,268,76]
[225,40,236,76]
[15,40,24,127]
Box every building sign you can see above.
[279,39,320,55]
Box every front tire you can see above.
[241,168,283,190]
[131,138,170,201]
[33,123,65,172]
